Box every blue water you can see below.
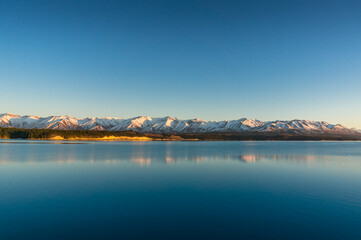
[0,140,361,239]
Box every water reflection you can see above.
[238,154,328,164]
[1,141,359,168]
[131,157,151,166]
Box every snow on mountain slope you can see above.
[0,113,356,134]
[351,128,361,133]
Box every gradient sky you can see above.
[1,0,361,128]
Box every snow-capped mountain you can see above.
[351,128,361,133]
[0,113,358,134]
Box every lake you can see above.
[0,140,361,239]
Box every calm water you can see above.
[0,140,361,239]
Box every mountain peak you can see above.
[0,113,358,135]
[1,113,19,118]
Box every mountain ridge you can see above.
[0,113,358,136]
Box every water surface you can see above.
[1,140,361,239]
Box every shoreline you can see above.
[0,137,360,142]
[1,127,361,142]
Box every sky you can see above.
[1,0,361,128]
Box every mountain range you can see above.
[0,113,359,136]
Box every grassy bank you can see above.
[0,127,360,141]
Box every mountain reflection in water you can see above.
[0,140,358,167]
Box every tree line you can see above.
[0,127,149,140]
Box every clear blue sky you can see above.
[1,0,361,128]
